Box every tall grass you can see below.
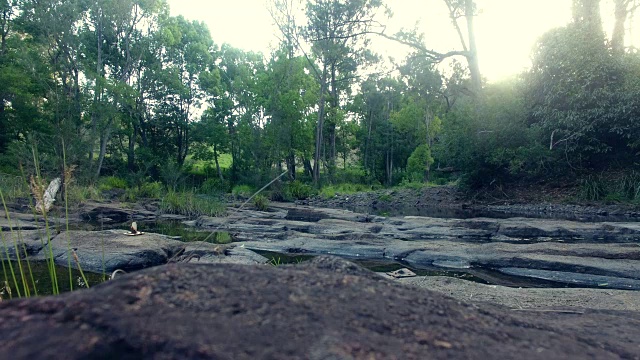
[62,141,89,291]
[577,172,640,203]
[160,190,225,217]
[0,141,97,298]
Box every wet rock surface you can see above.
[190,202,640,290]
[1,257,639,360]
[0,228,268,273]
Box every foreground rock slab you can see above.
[0,257,638,359]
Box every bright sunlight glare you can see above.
[166,0,635,82]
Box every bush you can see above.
[122,181,163,201]
[98,176,127,191]
[66,184,102,203]
[200,178,230,194]
[252,194,270,211]
[318,183,375,199]
[406,144,434,183]
[0,174,29,201]
[231,185,254,199]
[284,180,316,200]
[160,191,225,217]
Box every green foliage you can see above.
[200,178,230,194]
[0,174,29,201]
[252,194,270,211]
[268,256,283,267]
[577,175,609,201]
[231,185,254,199]
[160,191,225,217]
[526,23,640,168]
[66,185,103,203]
[406,144,434,182]
[577,172,640,203]
[122,182,163,202]
[284,180,316,200]
[319,183,374,199]
[212,232,233,244]
[98,177,127,191]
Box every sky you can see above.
[164,0,626,83]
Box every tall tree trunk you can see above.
[287,148,296,180]
[127,123,138,171]
[89,8,103,164]
[95,121,112,178]
[363,109,373,173]
[303,158,313,178]
[213,144,223,180]
[313,67,328,185]
[465,0,482,95]
[612,0,637,54]
[328,64,338,181]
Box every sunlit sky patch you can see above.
[166,0,636,83]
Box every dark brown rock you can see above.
[0,256,638,359]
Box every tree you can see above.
[192,107,228,180]
[612,0,640,54]
[407,144,434,182]
[301,0,384,184]
[262,49,318,180]
[377,0,481,96]
[526,23,626,167]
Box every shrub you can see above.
[284,180,316,200]
[121,181,163,202]
[406,144,434,183]
[98,176,127,191]
[200,178,230,194]
[138,181,163,198]
[0,174,29,201]
[617,171,640,202]
[252,194,270,211]
[160,191,225,217]
[576,175,609,202]
[66,184,102,203]
[231,185,254,199]
[319,183,374,199]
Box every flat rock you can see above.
[0,257,638,359]
[0,228,266,274]
[41,230,185,273]
[201,204,640,289]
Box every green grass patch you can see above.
[252,194,270,211]
[577,172,640,203]
[66,184,103,203]
[283,180,316,200]
[231,185,254,199]
[319,183,377,199]
[191,153,233,174]
[122,181,163,202]
[160,191,225,217]
[98,176,127,191]
[0,174,29,201]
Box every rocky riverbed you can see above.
[1,191,640,303]
[303,185,640,221]
[2,194,640,357]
